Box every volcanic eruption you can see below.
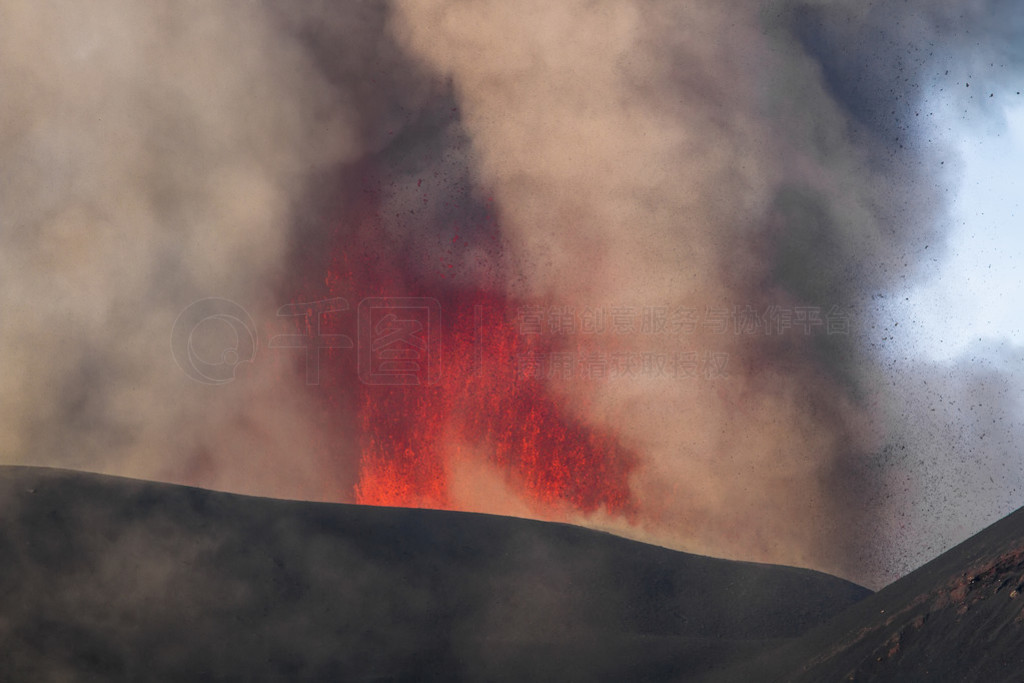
[3,0,1024,680]
[286,168,639,516]
[1,0,1021,594]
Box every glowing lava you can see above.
[290,177,637,519]
[353,295,636,516]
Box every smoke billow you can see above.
[768,0,1024,584]
[382,0,1024,587]
[0,1,361,499]
[385,0,893,582]
[2,0,1021,588]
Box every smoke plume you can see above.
[1,0,1021,588]
[0,1,361,499]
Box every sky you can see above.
[895,99,1024,360]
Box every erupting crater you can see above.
[287,177,638,521]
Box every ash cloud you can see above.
[770,0,1024,585]
[0,1,363,499]
[386,0,1024,587]
[385,0,876,581]
[864,341,1024,580]
[1,0,1021,590]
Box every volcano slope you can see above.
[720,503,1024,682]
[0,466,868,682]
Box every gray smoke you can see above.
[1,0,1020,589]
[384,0,1024,587]
[0,1,363,499]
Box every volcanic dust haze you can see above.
[1,0,1021,589]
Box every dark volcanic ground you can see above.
[9,465,1024,681]
[721,501,1024,683]
[0,466,869,682]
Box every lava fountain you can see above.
[287,168,638,521]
